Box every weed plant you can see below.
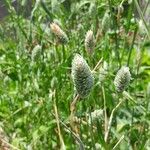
[0,0,150,149]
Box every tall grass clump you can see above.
[0,0,150,149]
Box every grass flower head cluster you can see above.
[114,66,131,92]
[50,22,68,44]
[71,54,94,98]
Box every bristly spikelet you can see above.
[50,22,68,44]
[114,66,131,92]
[85,30,95,54]
[72,54,94,98]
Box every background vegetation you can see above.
[0,0,150,149]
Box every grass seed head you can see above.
[85,30,95,54]
[72,54,94,98]
[99,61,108,82]
[31,45,42,60]
[114,66,131,93]
[50,22,68,44]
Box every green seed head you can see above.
[72,54,94,98]
[31,45,42,60]
[50,23,68,44]
[85,30,95,54]
[114,66,131,92]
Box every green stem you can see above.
[105,98,125,142]
[102,86,108,141]
[127,27,138,66]
[107,0,121,67]
[134,0,150,40]
[55,45,61,61]
[62,45,66,62]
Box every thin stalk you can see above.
[55,45,61,61]
[88,110,96,149]
[51,112,85,150]
[127,27,138,66]
[143,0,150,15]
[102,86,108,140]
[112,135,125,150]
[105,98,125,142]
[107,0,121,67]
[62,45,66,62]
[121,1,134,65]
[92,57,103,72]
[134,0,150,40]
[41,0,53,21]
[53,90,66,150]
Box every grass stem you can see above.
[104,98,124,142]
[53,90,66,150]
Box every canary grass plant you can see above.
[0,0,150,150]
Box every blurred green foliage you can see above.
[0,0,150,149]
